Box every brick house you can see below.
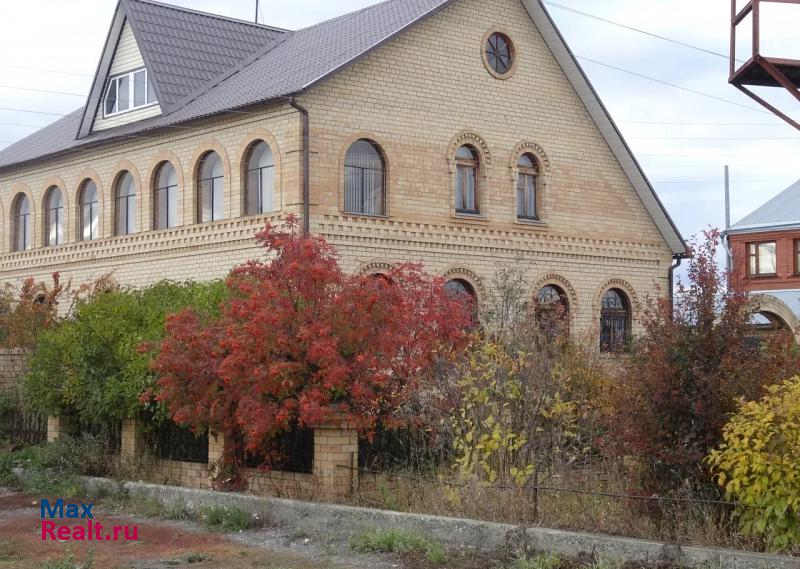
[0,0,687,350]
[725,179,800,332]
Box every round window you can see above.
[485,32,514,77]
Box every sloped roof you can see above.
[125,0,288,110]
[730,179,800,232]
[0,0,686,254]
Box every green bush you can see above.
[707,376,800,549]
[24,280,225,424]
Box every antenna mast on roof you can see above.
[255,0,260,23]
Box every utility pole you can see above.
[724,165,732,273]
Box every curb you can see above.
[78,476,798,569]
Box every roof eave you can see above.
[521,0,688,256]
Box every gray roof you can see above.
[0,0,452,169]
[730,179,800,231]
[0,0,687,255]
[126,0,288,110]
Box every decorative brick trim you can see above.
[533,273,579,311]
[750,294,800,332]
[595,278,641,318]
[443,265,485,301]
[446,130,492,171]
[356,260,395,276]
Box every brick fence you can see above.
[47,414,359,497]
[0,349,26,394]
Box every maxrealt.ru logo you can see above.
[40,498,139,541]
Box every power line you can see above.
[0,85,85,97]
[576,56,772,115]
[0,121,54,129]
[629,136,799,140]
[0,106,68,117]
[0,63,93,78]
[543,1,740,62]
[652,179,793,184]
[619,120,785,126]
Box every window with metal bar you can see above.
[600,289,630,353]
[344,140,385,216]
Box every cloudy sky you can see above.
[0,0,798,246]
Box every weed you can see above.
[350,528,446,565]
[184,553,208,563]
[588,559,623,569]
[0,541,16,561]
[164,498,189,520]
[39,549,93,569]
[200,505,253,532]
[510,550,561,569]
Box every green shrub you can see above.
[351,528,446,565]
[200,505,253,532]
[707,376,800,549]
[24,280,226,425]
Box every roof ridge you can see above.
[297,0,397,31]
[129,0,292,33]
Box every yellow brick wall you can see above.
[0,0,675,342]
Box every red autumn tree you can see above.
[149,216,472,464]
[607,229,800,487]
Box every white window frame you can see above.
[103,68,157,118]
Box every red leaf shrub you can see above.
[150,217,471,463]
[607,229,800,486]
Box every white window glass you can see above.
[118,75,130,112]
[13,195,31,251]
[133,70,146,107]
[344,140,384,216]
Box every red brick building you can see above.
[725,179,800,332]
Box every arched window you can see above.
[517,153,539,220]
[345,140,385,216]
[115,171,136,236]
[445,278,476,299]
[45,186,65,246]
[600,289,630,353]
[80,180,100,241]
[12,194,32,251]
[455,145,479,214]
[536,285,569,338]
[246,141,275,215]
[198,151,224,222]
[154,162,178,230]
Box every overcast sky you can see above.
[0,0,798,249]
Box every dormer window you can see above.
[104,68,156,117]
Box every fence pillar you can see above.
[120,417,144,462]
[207,432,226,482]
[46,415,73,442]
[313,417,359,497]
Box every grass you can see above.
[200,505,253,532]
[350,528,446,565]
[39,550,93,569]
[510,551,562,569]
